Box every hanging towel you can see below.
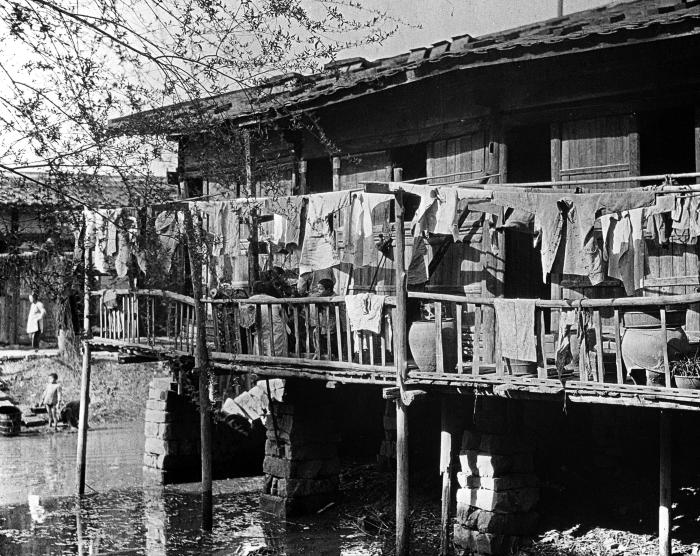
[266,196,306,250]
[344,293,386,334]
[600,208,645,295]
[299,192,350,274]
[494,298,537,363]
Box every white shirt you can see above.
[27,301,46,334]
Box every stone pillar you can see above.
[453,398,539,556]
[260,380,340,518]
[377,400,396,469]
[143,377,199,484]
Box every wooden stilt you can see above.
[76,247,92,496]
[396,399,409,556]
[439,397,457,556]
[394,189,410,556]
[184,209,213,530]
[659,410,672,556]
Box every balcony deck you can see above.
[87,288,700,411]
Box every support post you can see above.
[439,397,458,556]
[394,189,410,556]
[184,209,213,530]
[659,410,672,556]
[76,246,92,496]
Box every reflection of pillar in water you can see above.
[143,486,203,556]
[143,486,167,556]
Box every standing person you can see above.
[310,278,345,359]
[39,373,62,430]
[242,281,289,357]
[27,292,47,351]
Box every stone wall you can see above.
[260,380,340,518]
[143,376,264,484]
[454,398,539,556]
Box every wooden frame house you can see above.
[86,2,700,555]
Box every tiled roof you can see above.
[113,0,700,131]
[0,172,176,207]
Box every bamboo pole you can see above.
[659,410,672,556]
[76,246,92,496]
[394,189,410,556]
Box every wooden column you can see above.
[76,246,92,496]
[687,106,700,330]
[659,410,672,556]
[332,156,341,191]
[439,396,459,556]
[298,160,308,195]
[184,209,213,530]
[480,124,506,363]
[394,189,410,556]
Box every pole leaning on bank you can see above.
[76,242,93,496]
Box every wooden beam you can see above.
[76,246,92,496]
[659,410,672,556]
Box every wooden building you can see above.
[94,2,700,555]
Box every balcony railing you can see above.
[89,289,700,398]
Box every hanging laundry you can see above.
[345,293,386,334]
[342,193,393,268]
[265,196,306,250]
[154,209,183,275]
[492,191,655,283]
[644,194,675,247]
[407,234,429,286]
[671,194,700,243]
[493,298,537,363]
[600,208,644,295]
[555,310,578,379]
[299,192,350,274]
[106,208,121,259]
[402,184,491,241]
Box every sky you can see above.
[348,0,614,61]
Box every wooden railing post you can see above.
[394,189,410,556]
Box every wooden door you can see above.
[427,131,489,293]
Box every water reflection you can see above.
[0,426,382,555]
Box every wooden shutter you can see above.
[339,150,391,190]
[553,115,640,189]
[427,132,486,185]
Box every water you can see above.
[0,425,382,555]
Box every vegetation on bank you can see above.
[0,357,164,425]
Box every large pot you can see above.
[621,309,690,384]
[408,319,457,373]
[0,406,21,437]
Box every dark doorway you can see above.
[306,157,333,193]
[504,124,551,299]
[391,143,427,182]
[640,107,695,179]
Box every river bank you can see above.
[0,356,162,425]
